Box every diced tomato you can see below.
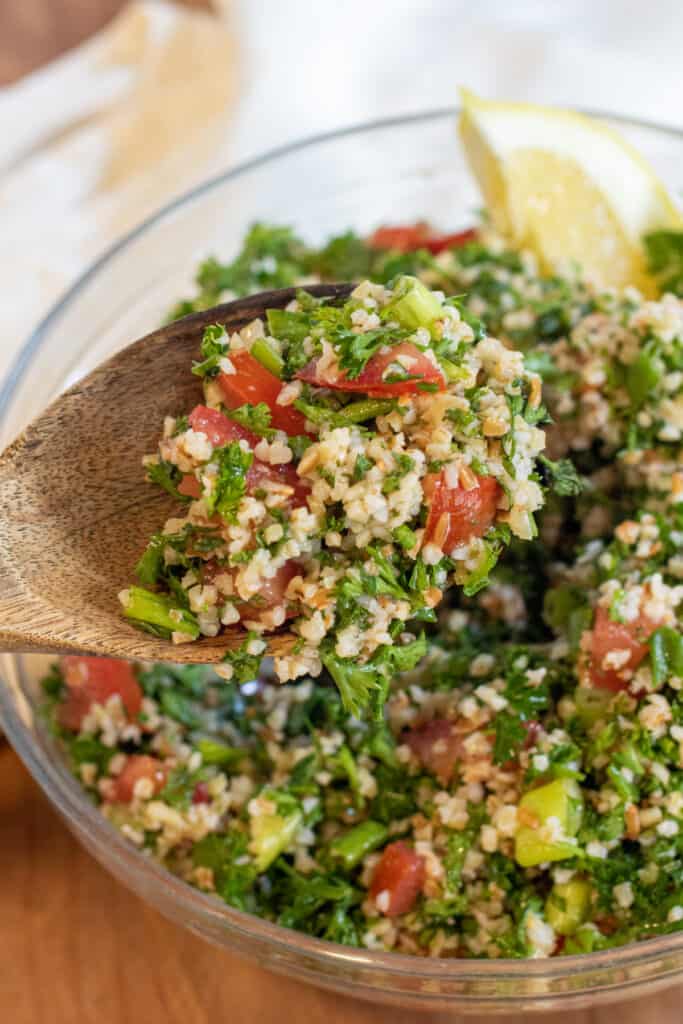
[369,841,425,917]
[218,351,309,436]
[423,471,501,552]
[239,560,301,622]
[368,223,433,252]
[247,458,311,508]
[112,755,167,803]
[403,720,493,782]
[178,474,202,498]
[183,405,310,509]
[192,781,211,804]
[297,341,445,398]
[181,461,309,508]
[189,404,258,447]
[423,228,479,254]
[368,222,478,255]
[58,656,142,731]
[596,913,619,936]
[586,605,657,692]
[202,558,301,625]
[523,720,542,750]
[402,718,471,784]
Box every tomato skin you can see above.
[297,341,445,398]
[189,404,257,447]
[180,462,309,508]
[239,560,301,622]
[218,351,309,436]
[402,718,468,783]
[182,406,310,508]
[423,471,501,551]
[247,458,310,509]
[587,605,655,692]
[368,223,433,252]
[112,755,167,803]
[58,657,142,731]
[201,559,301,625]
[368,222,478,255]
[178,474,202,498]
[423,228,478,254]
[192,782,211,805]
[369,841,426,917]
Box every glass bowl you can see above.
[3,108,683,1014]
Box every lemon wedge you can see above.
[459,88,683,294]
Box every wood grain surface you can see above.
[1,743,683,1024]
[0,286,348,664]
[2,3,683,1023]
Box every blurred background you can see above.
[4,0,683,383]
[3,3,683,1021]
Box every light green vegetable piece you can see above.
[545,878,592,935]
[328,820,388,870]
[573,686,612,726]
[382,275,443,330]
[120,585,200,640]
[251,337,285,377]
[515,778,583,867]
[249,807,303,872]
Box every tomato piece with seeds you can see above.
[218,350,309,436]
[369,841,425,917]
[586,605,657,692]
[297,341,445,397]
[58,656,142,731]
[423,471,501,551]
[112,755,167,803]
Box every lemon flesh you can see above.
[459,90,683,294]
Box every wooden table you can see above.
[1,3,682,1021]
[2,743,682,1023]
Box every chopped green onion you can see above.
[327,820,388,870]
[249,807,303,871]
[196,738,247,768]
[294,397,396,427]
[439,357,468,382]
[266,308,310,344]
[650,627,683,685]
[251,337,284,377]
[625,346,661,408]
[382,275,443,330]
[120,586,200,640]
[393,524,418,551]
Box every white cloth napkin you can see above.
[0,0,236,385]
[4,0,683,389]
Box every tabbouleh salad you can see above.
[43,216,683,960]
[119,265,550,708]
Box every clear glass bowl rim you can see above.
[3,105,683,1010]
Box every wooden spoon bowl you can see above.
[0,284,351,663]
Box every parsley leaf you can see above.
[314,231,374,281]
[331,326,405,380]
[226,402,276,438]
[146,459,192,502]
[644,229,683,296]
[207,442,254,520]
[321,634,426,719]
[538,455,584,497]
[192,324,227,378]
[221,632,264,684]
[193,832,258,911]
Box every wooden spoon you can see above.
[0,284,351,663]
